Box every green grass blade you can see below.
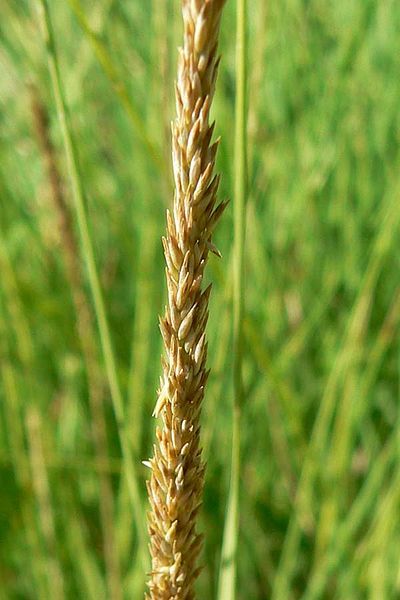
[302,432,399,599]
[37,0,147,572]
[218,0,248,598]
[66,0,164,174]
[272,187,400,599]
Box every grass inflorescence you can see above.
[0,1,400,598]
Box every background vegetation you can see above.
[1,1,400,598]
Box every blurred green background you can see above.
[1,1,400,598]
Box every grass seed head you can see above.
[146,0,226,598]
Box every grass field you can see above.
[1,1,400,598]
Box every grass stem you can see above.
[218,0,247,598]
[37,0,147,571]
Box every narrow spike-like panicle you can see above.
[146,1,226,598]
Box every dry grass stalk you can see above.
[30,87,122,600]
[26,406,66,599]
[145,1,227,597]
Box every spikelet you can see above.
[146,1,227,598]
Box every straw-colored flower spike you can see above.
[145,1,227,598]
